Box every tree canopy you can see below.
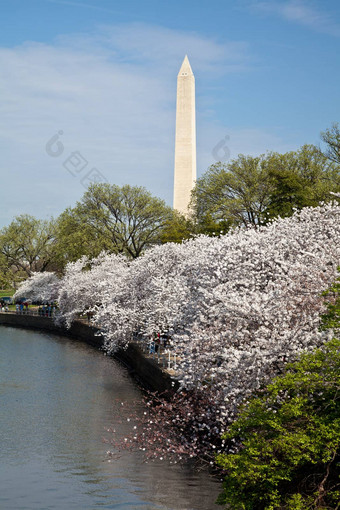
[321,122,340,165]
[192,144,340,230]
[53,206,110,268]
[55,183,174,260]
[191,154,271,228]
[0,214,57,280]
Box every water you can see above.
[0,326,220,509]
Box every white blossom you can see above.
[14,272,60,303]
[25,204,340,418]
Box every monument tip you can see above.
[178,55,194,76]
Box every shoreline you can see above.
[0,312,175,392]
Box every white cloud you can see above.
[0,23,289,227]
[252,0,340,37]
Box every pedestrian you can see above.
[149,339,155,354]
[155,333,160,353]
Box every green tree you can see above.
[192,155,272,228]
[0,215,57,278]
[321,123,340,165]
[0,252,23,289]
[53,207,110,269]
[159,210,194,244]
[264,167,312,219]
[264,145,340,220]
[216,340,340,509]
[57,183,174,260]
[193,145,340,230]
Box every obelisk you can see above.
[173,55,196,215]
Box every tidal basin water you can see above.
[0,326,220,510]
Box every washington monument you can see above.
[173,55,197,215]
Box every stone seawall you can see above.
[0,313,174,392]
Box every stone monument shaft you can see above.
[173,55,196,215]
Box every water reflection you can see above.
[0,326,220,509]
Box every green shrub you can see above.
[216,338,340,509]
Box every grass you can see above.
[0,289,15,298]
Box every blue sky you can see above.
[0,0,339,227]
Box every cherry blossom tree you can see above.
[53,204,340,411]
[97,204,340,422]
[17,203,340,462]
[105,204,340,463]
[93,241,190,350]
[56,252,128,328]
[13,271,60,303]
